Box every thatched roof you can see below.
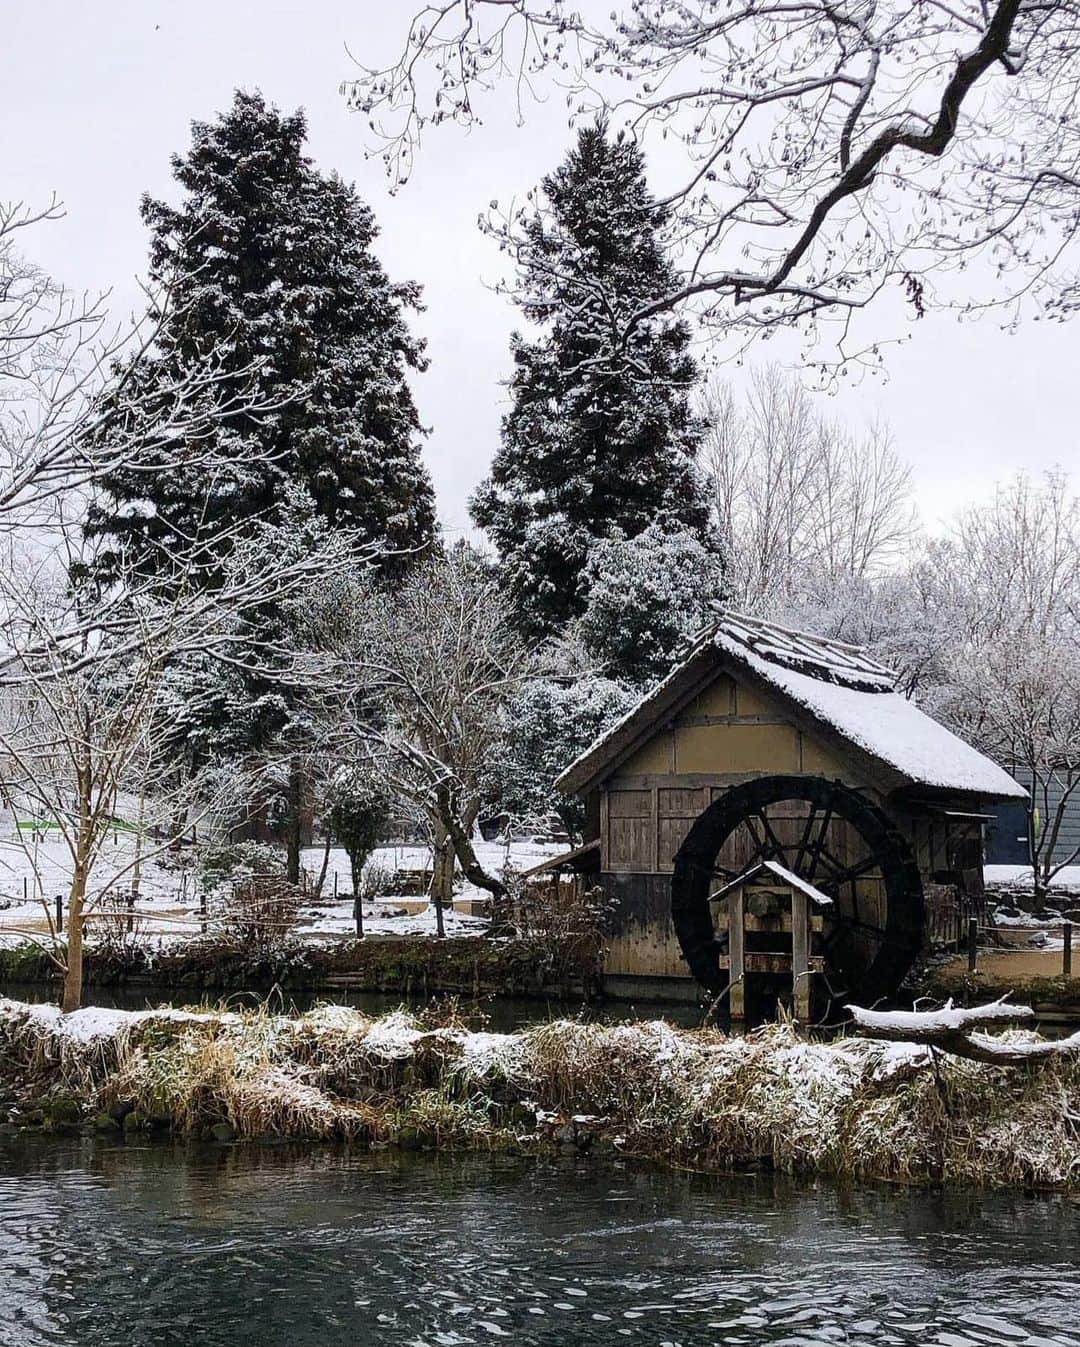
[556,612,1026,802]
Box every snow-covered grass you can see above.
[3,995,1080,1190]
[0,831,565,949]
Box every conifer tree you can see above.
[86,89,435,573]
[471,120,710,637]
[82,92,437,874]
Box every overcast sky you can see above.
[3,0,1073,537]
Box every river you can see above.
[1,1137,1078,1347]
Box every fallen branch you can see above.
[848,998,1080,1065]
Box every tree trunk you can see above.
[286,756,303,887]
[436,788,507,931]
[61,874,85,1013]
[62,737,93,1013]
[130,783,146,903]
[351,853,364,937]
[313,833,333,898]
[431,822,453,938]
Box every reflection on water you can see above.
[1,1137,1079,1347]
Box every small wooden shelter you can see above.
[709,859,830,1020]
[553,611,1027,1009]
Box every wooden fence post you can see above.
[967,916,978,973]
[199,890,207,936]
[1064,922,1073,978]
[55,894,63,934]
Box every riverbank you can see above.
[2,996,1078,1191]
[0,929,601,1002]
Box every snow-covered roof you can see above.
[709,859,834,908]
[557,612,1027,800]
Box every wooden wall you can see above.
[600,673,874,876]
[590,667,987,986]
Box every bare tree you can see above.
[0,199,276,533]
[0,506,355,1010]
[346,1,1080,363]
[349,545,539,919]
[929,471,1080,904]
[701,366,917,611]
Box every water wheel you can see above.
[671,775,923,1003]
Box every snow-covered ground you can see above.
[985,864,1080,892]
[0,829,565,950]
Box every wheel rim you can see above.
[671,775,923,1001]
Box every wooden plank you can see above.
[729,885,745,1021]
[657,787,705,817]
[608,789,651,818]
[716,953,825,973]
[608,816,652,871]
[792,891,811,1022]
[650,785,659,873]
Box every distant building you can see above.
[984,771,1080,870]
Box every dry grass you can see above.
[1,997,1078,1189]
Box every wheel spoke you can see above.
[817,853,885,894]
[793,803,820,874]
[756,810,787,861]
[803,802,835,883]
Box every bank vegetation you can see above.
[1,997,1078,1192]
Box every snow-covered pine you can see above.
[578,522,726,685]
[490,674,636,839]
[77,91,435,851]
[84,89,435,572]
[471,120,713,638]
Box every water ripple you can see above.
[1,1138,1078,1347]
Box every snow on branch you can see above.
[849,998,1080,1064]
[344,0,1080,367]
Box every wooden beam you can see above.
[728,885,745,1021]
[792,891,811,1022]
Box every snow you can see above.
[716,858,833,907]
[711,628,1026,799]
[0,833,565,951]
[559,613,1027,799]
[848,1000,1035,1035]
[0,997,227,1042]
[986,864,1080,891]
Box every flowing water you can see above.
[1,1137,1078,1347]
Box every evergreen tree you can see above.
[471,120,711,638]
[86,89,435,573]
[81,92,436,867]
[579,523,725,685]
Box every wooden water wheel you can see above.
[671,775,924,1003]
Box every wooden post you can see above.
[126,893,134,934]
[1064,922,1073,978]
[55,894,63,933]
[199,889,207,936]
[333,871,338,899]
[967,916,978,973]
[791,889,811,1023]
[22,877,27,902]
[728,884,746,1022]
[354,895,362,938]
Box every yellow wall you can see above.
[610,671,867,789]
[674,721,801,774]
